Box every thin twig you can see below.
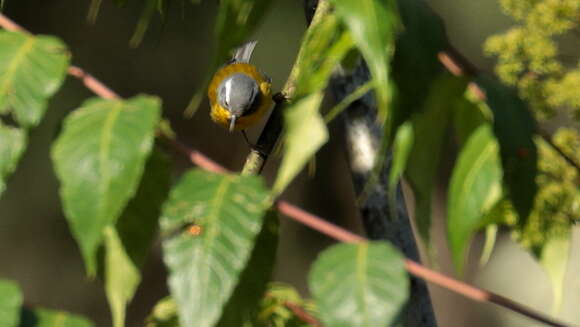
[438,47,580,174]
[284,301,322,327]
[0,12,574,327]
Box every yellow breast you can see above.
[208,62,273,131]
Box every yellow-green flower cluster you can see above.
[485,0,580,120]
[495,128,579,256]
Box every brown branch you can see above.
[284,301,322,327]
[0,12,574,327]
[438,47,580,173]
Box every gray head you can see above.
[217,73,259,131]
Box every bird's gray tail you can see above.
[232,40,258,63]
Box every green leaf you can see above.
[0,31,69,127]
[146,297,180,327]
[452,89,489,147]
[447,125,503,274]
[476,75,538,228]
[330,0,399,128]
[390,0,447,126]
[293,13,355,97]
[309,242,408,327]
[217,210,279,326]
[539,236,571,315]
[51,95,161,275]
[104,227,140,327]
[388,121,413,191]
[272,92,327,195]
[185,0,273,116]
[0,123,26,197]
[19,308,94,327]
[104,149,170,327]
[255,282,316,327]
[0,280,22,327]
[406,73,467,241]
[161,170,271,327]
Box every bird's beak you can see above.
[229,115,237,132]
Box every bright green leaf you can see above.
[217,210,279,326]
[476,75,538,228]
[272,92,327,195]
[0,123,26,197]
[406,73,467,241]
[161,170,270,327]
[0,31,69,127]
[146,297,179,327]
[19,308,94,327]
[104,227,140,327]
[331,0,399,129]
[51,95,161,275]
[539,236,571,315]
[309,241,408,327]
[0,280,22,327]
[448,125,503,274]
[185,0,273,116]
[388,121,413,191]
[293,13,355,97]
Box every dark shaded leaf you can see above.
[406,73,467,241]
[476,75,538,228]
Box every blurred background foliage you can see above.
[0,0,578,326]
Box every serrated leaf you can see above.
[272,92,327,196]
[0,123,26,197]
[185,0,273,116]
[539,236,571,315]
[217,210,278,326]
[0,280,22,327]
[51,95,161,275]
[0,31,69,127]
[161,170,270,327]
[330,0,399,129]
[391,0,447,126]
[19,308,94,327]
[476,75,538,228]
[447,125,503,274]
[309,242,408,327]
[406,73,467,241]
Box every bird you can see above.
[208,41,274,133]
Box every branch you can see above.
[241,0,332,175]
[438,48,580,173]
[284,301,322,327]
[0,12,574,327]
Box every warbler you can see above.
[208,41,274,132]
